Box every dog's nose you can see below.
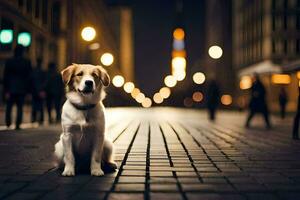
[85,80,93,87]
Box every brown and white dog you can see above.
[54,63,117,176]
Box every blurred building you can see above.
[0,0,135,106]
[0,0,68,104]
[233,0,300,112]
[204,0,235,106]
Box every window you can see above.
[284,14,287,30]
[42,0,48,24]
[26,0,32,14]
[51,2,61,34]
[296,39,300,54]
[35,0,40,18]
[18,0,23,7]
[0,18,14,51]
[297,14,300,30]
[288,15,295,29]
[284,39,288,54]
[288,40,295,54]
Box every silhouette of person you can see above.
[45,62,64,124]
[3,45,32,130]
[245,74,271,129]
[279,87,288,119]
[31,58,46,124]
[206,80,220,121]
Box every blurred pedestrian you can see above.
[206,80,220,121]
[3,45,32,130]
[31,58,46,124]
[45,62,64,124]
[245,74,271,129]
[279,87,288,119]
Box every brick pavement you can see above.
[0,108,300,200]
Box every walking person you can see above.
[245,74,271,129]
[3,45,32,130]
[45,62,64,124]
[279,87,288,119]
[206,79,220,121]
[31,58,46,124]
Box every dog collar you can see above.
[70,102,97,110]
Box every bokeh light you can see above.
[81,26,96,41]
[193,72,206,84]
[136,93,145,103]
[123,82,135,93]
[142,98,152,108]
[239,76,252,90]
[131,88,140,98]
[112,75,124,87]
[173,28,185,40]
[88,42,100,50]
[100,53,114,66]
[183,97,193,107]
[164,75,177,87]
[17,32,31,47]
[192,92,203,102]
[172,57,186,70]
[208,45,223,59]
[159,87,171,99]
[221,95,233,105]
[0,29,13,44]
[271,74,291,84]
[153,93,163,104]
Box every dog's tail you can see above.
[53,135,64,168]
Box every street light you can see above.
[153,93,163,104]
[142,98,152,108]
[164,75,177,87]
[112,75,124,87]
[159,87,171,99]
[0,29,13,44]
[208,45,223,59]
[193,72,206,84]
[81,26,96,41]
[17,32,31,47]
[100,53,114,66]
[123,82,135,93]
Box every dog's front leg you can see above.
[62,132,75,176]
[90,133,104,176]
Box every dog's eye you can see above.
[92,72,98,77]
[76,72,83,76]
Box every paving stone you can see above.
[107,193,144,200]
[150,192,183,200]
[186,193,246,200]
[150,183,178,192]
[114,183,145,192]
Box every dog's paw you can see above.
[62,168,75,176]
[91,168,104,176]
[108,162,118,170]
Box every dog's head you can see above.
[61,64,110,103]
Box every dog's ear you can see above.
[61,64,76,85]
[96,66,110,87]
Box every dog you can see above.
[54,63,117,176]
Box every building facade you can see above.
[233,0,300,112]
[0,0,135,106]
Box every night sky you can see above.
[132,0,205,96]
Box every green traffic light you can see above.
[17,32,31,47]
[0,29,13,44]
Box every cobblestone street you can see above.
[0,108,300,200]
